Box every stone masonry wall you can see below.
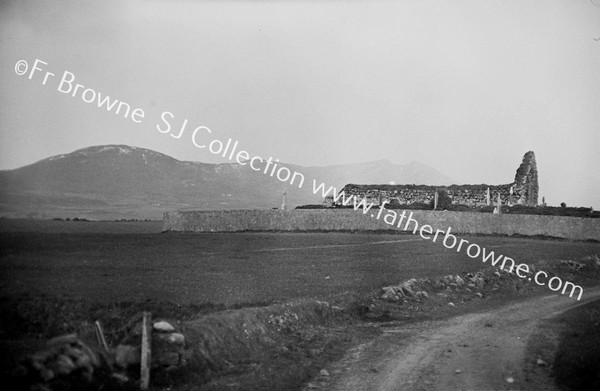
[333,151,539,208]
[338,184,513,208]
[163,209,600,241]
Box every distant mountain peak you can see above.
[0,144,456,219]
[42,145,177,165]
[74,144,156,156]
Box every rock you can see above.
[416,291,429,299]
[585,254,600,267]
[401,284,414,297]
[448,302,455,307]
[475,292,483,299]
[153,321,175,332]
[115,344,141,368]
[406,278,418,286]
[40,368,55,382]
[153,331,187,368]
[70,346,96,371]
[167,333,185,345]
[111,373,129,383]
[53,355,76,375]
[46,334,79,348]
[506,376,514,383]
[467,283,476,289]
[537,358,547,366]
[494,271,501,278]
[319,369,330,376]
[26,334,102,388]
[562,260,586,271]
[455,369,461,374]
[382,286,396,294]
[381,291,400,302]
[455,275,465,285]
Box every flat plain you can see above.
[1,219,599,306]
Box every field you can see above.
[1,219,599,306]
[2,219,600,390]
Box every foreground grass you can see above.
[553,300,600,390]
[0,293,376,391]
[4,254,599,391]
[1,220,599,390]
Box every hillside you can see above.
[0,145,455,220]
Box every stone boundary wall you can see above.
[163,210,600,241]
[339,184,513,208]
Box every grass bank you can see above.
[2,255,600,390]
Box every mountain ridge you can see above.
[0,145,456,220]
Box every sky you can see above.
[1,0,599,208]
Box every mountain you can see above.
[0,145,455,220]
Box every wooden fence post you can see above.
[140,311,152,390]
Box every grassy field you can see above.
[1,219,600,390]
[1,219,599,306]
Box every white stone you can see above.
[153,321,175,332]
[537,358,547,366]
[168,333,185,344]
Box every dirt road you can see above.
[317,289,600,391]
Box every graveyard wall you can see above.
[334,151,539,208]
[339,184,513,207]
[163,209,600,241]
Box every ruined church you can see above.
[329,151,539,208]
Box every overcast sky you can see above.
[1,0,599,208]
